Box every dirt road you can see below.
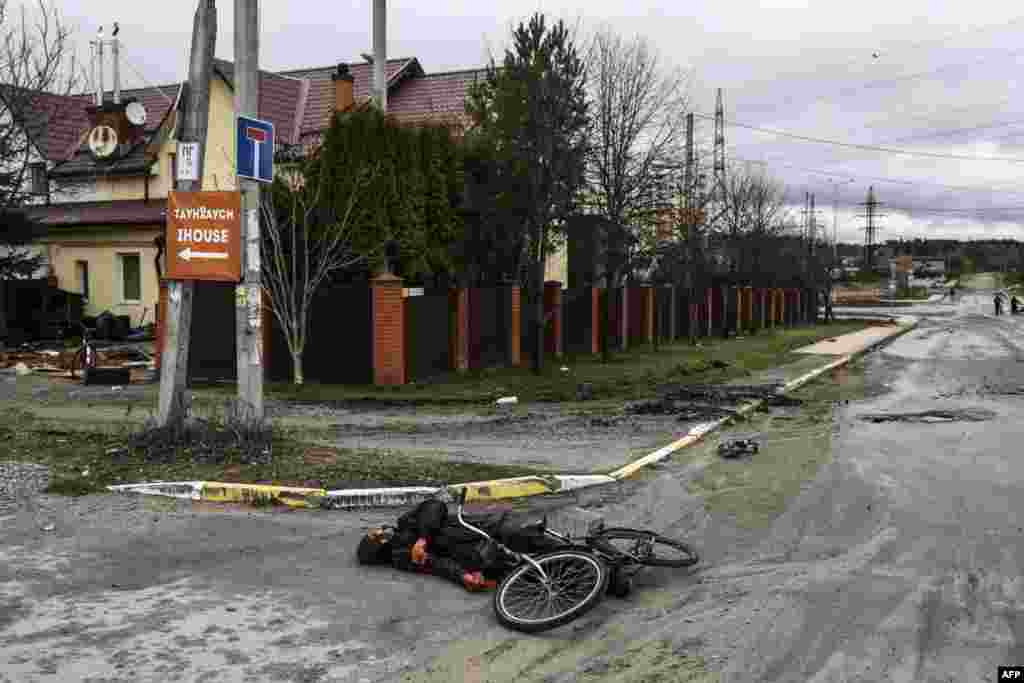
[3,281,1023,682]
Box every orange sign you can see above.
[166,191,242,281]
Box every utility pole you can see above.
[235,0,264,420]
[373,0,387,111]
[809,193,816,256]
[157,0,216,426]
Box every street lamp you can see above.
[827,178,855,265]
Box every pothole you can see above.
[858,408,996,424]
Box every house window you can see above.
[75,260,89,300]
[117,253,141,303]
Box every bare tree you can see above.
[260,165,376,385]
[583,27,689,358]
[0,0,79,278]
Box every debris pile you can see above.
[718,439,759,458]
[628,383,803,420]
[0,345,153,375]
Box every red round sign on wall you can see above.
[166,191,242,282]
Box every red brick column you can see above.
[154,279,168,370]
[544,281,563,357]
[736,287,744,335]
[744,287,753,333]
[509,285,521,366]
[450,288,469,372]
[590,287,600,354]
[759,288,766,330]
[371,273,405,386]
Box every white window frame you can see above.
[116,251,143,304]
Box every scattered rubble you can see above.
[0,344,154,381]
[628,383,804,420]
[718,439,760,458]
[859,408,996,424]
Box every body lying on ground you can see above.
[356,500,562,591]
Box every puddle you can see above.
[858,408,996,424]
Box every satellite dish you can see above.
[88,125,118,158]
[126,101,147,127]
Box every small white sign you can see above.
[176,142,200,182]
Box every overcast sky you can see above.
[58,0,1024,243]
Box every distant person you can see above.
[948,286,956,302]
[994,292,1003,316]
[1012,295,1021,315]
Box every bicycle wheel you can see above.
[493,550,608,633]
[592,528,699,568]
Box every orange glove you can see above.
[410,538,429,566]
[462,571,497,592]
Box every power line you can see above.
[729,153,1024,197]
[696,113,1024,163]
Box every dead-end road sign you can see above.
[237,115,274,183]
[166,191,242,281]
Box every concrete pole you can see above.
[373,0,386,111]
[157,0,216,427]
[235,0,264,420]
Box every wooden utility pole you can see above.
[157,0,217,427]
[234,0,264,420]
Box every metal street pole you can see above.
[235,0,264,420]
[157,0,216,427]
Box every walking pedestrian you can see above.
[994,292,1003,316]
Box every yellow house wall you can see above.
[43,228,162,326]
[42,76,238,326]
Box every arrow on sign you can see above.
[178,247,229,262]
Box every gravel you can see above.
[0,461,52,516]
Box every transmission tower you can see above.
[713,88,727,210]
[860,186,885,269]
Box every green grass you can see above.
[893,286,928,300]
[246,322,871,407]
[684,360,868,529]
[0,408,544,495]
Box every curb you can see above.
[107,322,917,510]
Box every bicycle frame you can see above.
[454,492,551,582]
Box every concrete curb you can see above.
[107,322,917,510]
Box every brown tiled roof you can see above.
[212,60,307,145]
[30,199,167,227]
[281,58,417,136]
[34,56,484,174]
[386,68,485,128]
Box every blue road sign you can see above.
[236,115,274,183]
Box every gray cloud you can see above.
[61,0,1024,241]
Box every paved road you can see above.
[2,280,1023,682]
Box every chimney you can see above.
[332,63,354,113]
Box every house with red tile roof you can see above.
[21,57,484,326]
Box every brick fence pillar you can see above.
[642,286,654,344]
[154,279,168,370]
[619,287,629,351]
[371,273,405,386]
[508,285,521,367]
[450,288,469,372]
[736,286,744,335]
[544,281,563,357]
[590,287,600,354]
[796,289,803,325]
[745,287,754,333]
